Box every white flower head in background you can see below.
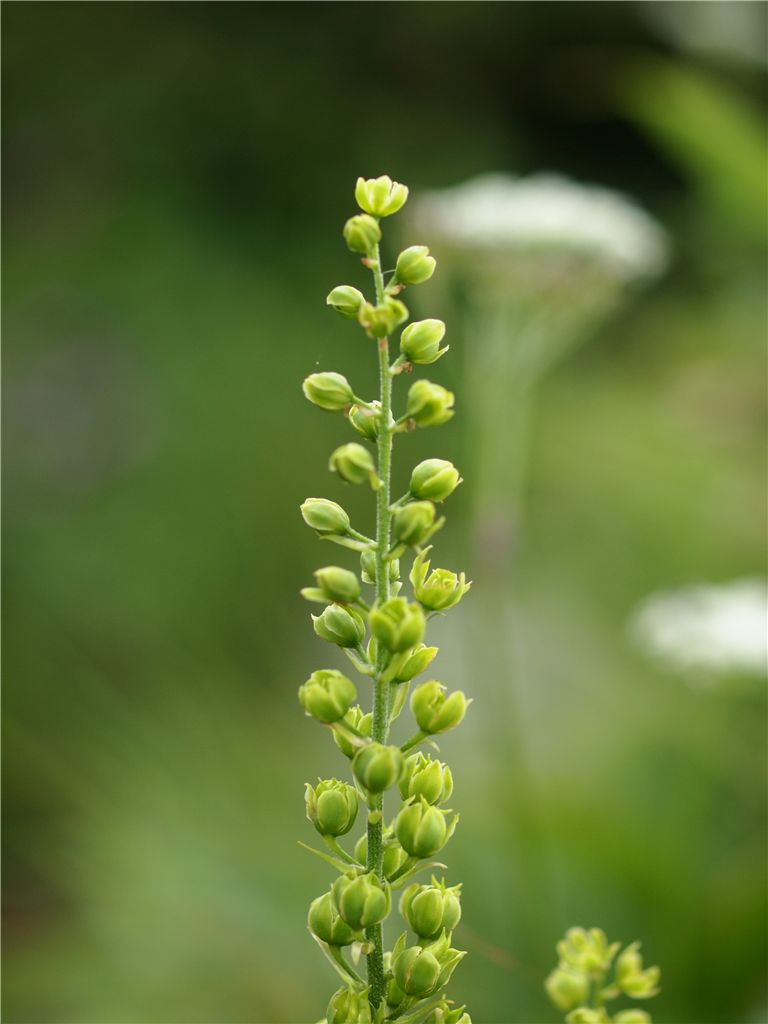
[412,172,669,287]
[628,578,768,685]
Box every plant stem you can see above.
[366,239,393,1010]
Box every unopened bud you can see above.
[400,319,448,365]
[313,566,361,604]
[391,643,438,682]
[326,285,365,320]
[395,797,457,858]
[395,245,436,285]
[302,371,354,411]
[393,944,441,997]
[298,669,356,724]
[400,878,462,940]
[305,779,358,837]
[329,442,377,487]
[308,890,361,946]
[355,175,409,218]
[332,870,391,930]
[360,548,399,586]
[326,986,373,1024]
[354,834,409,880]
[369,597,425,652]
[405,380,455,428]
[300,498,350,536]
[545,966,590,1012]
[352,742,404,793]
[333,705,372,758]
[410,458,461,502]
[312,603,366,648]
[358,298,408,339]
[348,401,381,440]
[343,214,381,254]
[411,680,470,734]
[613,1013,651,1024]
[392,501,441,549]
[399,752,453,805]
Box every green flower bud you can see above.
[426,1008,471,1024]
[314,566,361,604]
[395,245,436,285]
[326,285,365,320]
[392,501,442,548]
[333,705,372,758]
[410,458,462,502]
[613,1013,652,1024]
[565,1009,610,1024]
[411,680,470,734]
[308,890,362,946]
[395,797,457,858]
[352,742,404,793]
[616,942,661,999]
[400,878,462,940]
[298,669,356,724]
[305,779,358,837]
[343,214,381,254]
[405,379,455,428]
[355,174,409,217]
[329,442,377,487]
[332,870,391,930]
[302,371,355,412]
[300,498,350,536]
[391,643,438,682]
[348,401,381,440]
[312,603,366,648]
[545,966,590,1012]
[400,319,448,365]
[354,834,409,880]
[393,944,441,997]
[557,928,620,973]
[326,986,373,1024]
[369,597,425,652]
[358,298,409,339]
[385,976,408,1012]
[410,549,471,612]
[360,548,399,587]
[399,752,453,805]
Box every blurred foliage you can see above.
[2,3,766,1023]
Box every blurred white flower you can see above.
[628,578,768,681]
[412,172,669,284]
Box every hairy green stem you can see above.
[366,239,394,1009]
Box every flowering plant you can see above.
[299,175,472,1024]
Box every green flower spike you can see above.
[298,175,472,1017]
[547,927,661,1024]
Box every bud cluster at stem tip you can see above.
[296,173,473,1021]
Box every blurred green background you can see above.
[3,3,766,1023]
